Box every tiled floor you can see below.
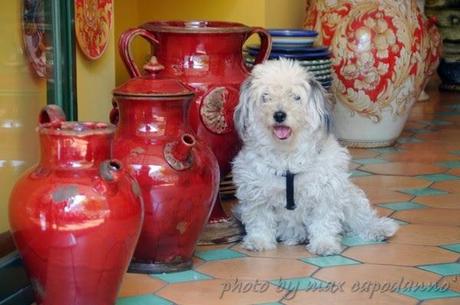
[117,85,460,305]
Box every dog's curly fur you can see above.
[232,59,398,255]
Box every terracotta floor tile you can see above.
[364,188,413,205]
[389,224,460,246]
[422,298,460,305]
[195,257,317,280]
[360,162,446,176]
[283,287,417,305]
[156,279,282,305]
[349,148,381,159]
[414,194,460,209]
[431,180,460,194]
[342,244,459,266]
[448,168,460,176]
[352,175,431,191]
[438,276,460,293]
[118,273,166,297]
[399,142,460,153]
[374,206,393,217]
[231,244,313,259]
[314,264,440,290]
[417,130,460,143]
[382,151,460,162]
[393,208,460,226]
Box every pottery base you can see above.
[198,216,245,245]
[338,138,397,148]
[128,259,192,274]
[440,83,460,92]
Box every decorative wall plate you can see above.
[22,0,49,78]
[74,0,113,60]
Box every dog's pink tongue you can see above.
[273,126,292,140]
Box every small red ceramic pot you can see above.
[9,105,144,305]
[111,64,220,273]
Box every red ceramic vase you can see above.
[111,69,220,273]
[118,21,271,225]
[8,106,144,305]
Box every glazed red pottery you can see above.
[118,21,271,225]
[111,66,220,273]
[8,105,144,305]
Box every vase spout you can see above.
[172,134,196,162]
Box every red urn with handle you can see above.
[118,21,271,241]
[111,64,220,273]
[8,105,143,305]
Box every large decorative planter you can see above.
[111,67,220,273]
[9,105,143,305]
[118,21,271,239]
[305,0,430,147]
[426,0,460,91]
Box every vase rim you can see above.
[142,20,252,34]
[38,121,115,136]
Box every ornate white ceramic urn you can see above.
[305,0,436,147]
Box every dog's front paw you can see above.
[360,217,399,241]
[307,238,343,256]
[242,235,277,252]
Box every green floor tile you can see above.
[195,248,246,261]
[271,277,328,291]
[301,255,360,267]
[418,263,460,276]
[400,188,448,196]
[151,270,212,283]
[341,235,385,247]
[439,161,460,168]
[116,294,173,305]
[398,286,460,300]
[350,170,372,177]
[379,201,426,211]
[353,158,387,165]
[441,243,460,253]
[417,174,460,182]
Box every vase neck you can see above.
[115,98,191,140]
[38,123,113,170]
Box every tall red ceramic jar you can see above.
[8,106,143,305]
[111,69,220,273]
[118,21,271,230]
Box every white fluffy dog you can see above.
[232,59,398,255]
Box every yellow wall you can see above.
[266,0,306,28]
[76,21,116,122]
[0,1,47,232]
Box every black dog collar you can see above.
[283,170,296,210]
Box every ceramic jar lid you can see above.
[113,57,194,98]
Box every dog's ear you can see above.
[306,78,332,134]
[234,76,254,140]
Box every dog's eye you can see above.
[262,93,271,103]
[293,95,301,102]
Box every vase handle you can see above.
[244,27,272,71]
[38,105,66,125]
[119,27,160,78]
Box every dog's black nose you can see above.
[273,111,287,123]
